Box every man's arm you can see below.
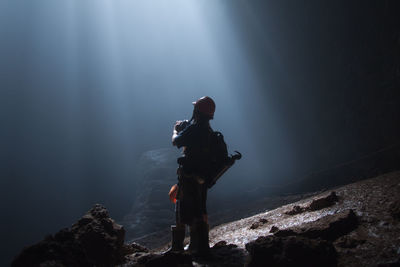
[172,128,179,146]
[172,120,190,147]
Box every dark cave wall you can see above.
[225,0,400,176]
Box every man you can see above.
[168,96,217,255]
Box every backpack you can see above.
[206,131,229,187]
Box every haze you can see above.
[1,1,399,265]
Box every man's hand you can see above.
[172,120,189,146]
[174,120,189,132]
[169,184,179,203]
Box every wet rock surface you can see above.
[12,204,126,267]
[210,171,400,267]
[245,235,337,267]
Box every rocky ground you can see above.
[205,171,400,266]
[12,171,400,266]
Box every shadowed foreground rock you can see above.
[124,241,247,267]
[245,235,337,267]
[128,251,193,267]
[12,204,126,267]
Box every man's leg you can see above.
[170,224,185,252]
[168,200,186,252]
[189,183,210,255]
[189,216,210,255]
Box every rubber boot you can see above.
[189,222,210,256]
[168,225,185,252]
[188,224,199,252]
[197,222,210,255]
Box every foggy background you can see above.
[1,0,400,265]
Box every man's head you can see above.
[192,96,216,120]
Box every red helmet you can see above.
[192,96,216,118]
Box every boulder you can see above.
[285,192,339,216]
[249,218,269,230]
[308,191,339,211]
[122,242,149,255]
[298,209,358,241]
[275,209,358,241]
[71,204,125,266]
[11,230,88,267]
[12,204,126,267]
[245,235,337,267]
[285,205,306,215]
[269,226,280,233]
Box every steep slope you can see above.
[205,171,400,266]
[13,171,400,266]
[131,171,400,266]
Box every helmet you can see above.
[192,96,216,118]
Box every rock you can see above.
[389,199,400,220]
[122,242,149,255]
[212,240,228,248]
[286,192,339,216]
[274,229,297,238]
[245,235,337,267]
[269,226,279,233]
[285,205,306,215]
[300,209,358,241]
[199,242,245,267]
[377,259,400,267]
[135,251,193,267]
[12,204,126,267]
[308,191,339,211]
[249,222,261,230]
[275,209,358,241]
[11,232,87,267]
[249,218,269,230]
[335,236,365,248]
[127,241,244,267]
[71,204,125,266]
[128,241,245,267]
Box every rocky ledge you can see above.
[12,171,400,266]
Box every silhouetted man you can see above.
[169,96,217,255]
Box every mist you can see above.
[1,0,400,265]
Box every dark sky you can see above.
[1,1,400,265]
